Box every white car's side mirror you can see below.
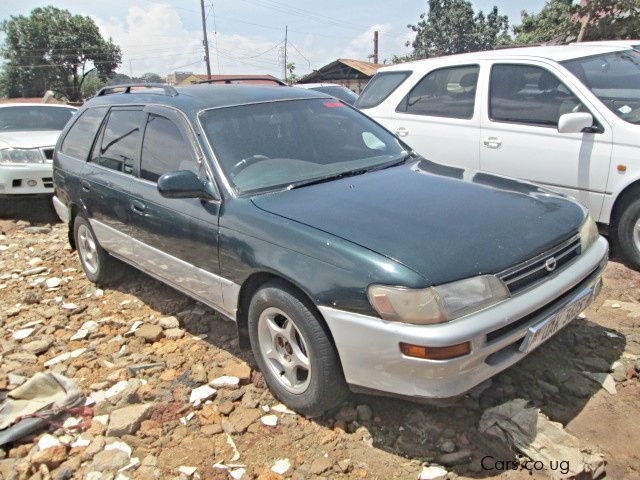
[557,112,594,134]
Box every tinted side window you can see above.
[140,114,198,182]
[490,64,586,127]
[91,110,144,174]
[355,71,411,109]
[397,65,479,119]
[60,107,108,160]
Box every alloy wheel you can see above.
[257,307,311,394]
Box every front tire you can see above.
[248,280,348,417]
[73,215,122,284]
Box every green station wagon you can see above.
[53,83,608,416]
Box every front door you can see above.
[479,61,613,218]
[127,106,226,312]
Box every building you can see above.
[166,71,196,85]
[171,74,283,86]
[297,59,385,94]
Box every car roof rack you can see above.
[95,83,178,97]
[193,77,287,86]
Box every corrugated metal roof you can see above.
[337,58,385,76]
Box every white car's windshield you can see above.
[562,50,640,125]
[0,106,76,132]
[200,98,408,195]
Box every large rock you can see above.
[23,337,53,355]
[135,324,163,343]
[228,407,262,433]
[90,449,130,472]
[159,316,180,329]
[31,445,67,468]
[225,361,251,383]
[107,403,155,436]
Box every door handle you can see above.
[396,127,409,137]
[81,181,91,192]
[130,200,146,215]
[483,136,502,149]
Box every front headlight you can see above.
[368,275,510,325]
[579,213,599,252]
[0,148,45,165]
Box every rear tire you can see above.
[73,215,123,284]
[615,198,640,270]
[248,280,348,417]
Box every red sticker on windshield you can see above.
[323,102,344,107]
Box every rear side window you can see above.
[91,109,144,174]
[489,64,586,127]
[355,71,411,109]
[60,107,108,160]
[397,65,479,119]
[140,114,198,182]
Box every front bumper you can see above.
[0,164,54,195]
[320,236,609,399]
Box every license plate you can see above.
[519,278,602,354]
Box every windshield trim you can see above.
[197,97,407,197]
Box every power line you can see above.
[209,2,222,74]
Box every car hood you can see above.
[0,130,61,149]
[251,160,586,285]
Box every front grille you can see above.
[41,148,54,160]
[498,234,581,294]
[43,177,53,188]
[487,264,599,344]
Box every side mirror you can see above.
[557,112,594,134]
[157,170,218,200]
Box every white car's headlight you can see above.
[368,275,510,325]
[0,148,45,165]
[579,213,599,252]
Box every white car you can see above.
[0,103,77,196]
[294,83,359,105]
[356,42,640,267]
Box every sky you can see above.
[0,0,549,78]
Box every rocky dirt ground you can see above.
[0,199,639,480]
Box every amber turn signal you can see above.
[399,341,470,360]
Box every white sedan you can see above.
[0,103,77,196]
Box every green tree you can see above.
[139,72,164,83]
[513,0,580,44]
[513,0,640,45]
[286,62,299,84]
[577,0,640,41]
[0,6,121,101]
[81,71,106,98]
[403,0,510,60]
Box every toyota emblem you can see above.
[544,257,557,272]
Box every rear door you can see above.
[390,64,483,169]
[479,61,612,217]
[83,107,145,260]
[55,106,109,209]
[127,106,225,310]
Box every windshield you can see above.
[311,86,358,105]
[0,106,76,132]
[200,98,408,195]
[562,50,640,124]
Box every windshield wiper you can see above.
[286,153,413,191]
[286,169,369,190]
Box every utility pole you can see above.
[284,26,288,84]
[373,30,379,63]
[200,0,212,79]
